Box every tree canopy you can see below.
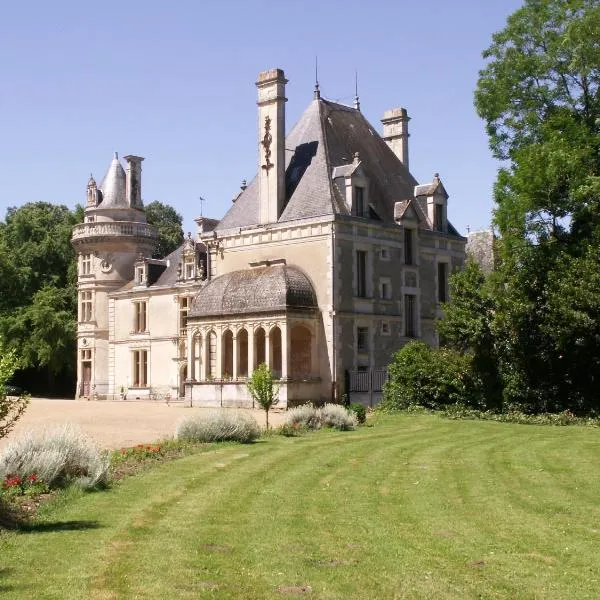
[145,201,184,259]
[452,0,600,413]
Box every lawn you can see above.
[1,414,599,599]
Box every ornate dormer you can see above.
[332,152,371,218]
[414,173,449,233]
[134,253,148,287]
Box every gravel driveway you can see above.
[0,398,287,450]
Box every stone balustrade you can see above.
[72,221,157,242]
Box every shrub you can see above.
[247,363,279,429]
[349,403,367,424]
[0,425,109,489]
[319,404,357,431]
[285,404,321,430]
[176,412,260,444]
[0,341,29,442]
[379,341,475,412]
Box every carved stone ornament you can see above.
[100,255,113,273]
[261,115,274,171]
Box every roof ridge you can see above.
[317,99,341,216]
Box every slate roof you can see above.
[216,97,419,232]
[189,264,317,318]
[98,153,128,208]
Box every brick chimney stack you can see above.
[381,108,410,171]
[256,68,287,224]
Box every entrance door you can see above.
[81,362,91,396]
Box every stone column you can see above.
[281,321,289,379]
[201,333,208,380]
[248,325,255,375]
[265,327,271,370]
[216,330,223,379]
[187,328,193,380]
[232,332,238,380]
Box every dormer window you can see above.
[184,256,195,280]
[136,265,146,285]
[354,187,365,217]
[434,204,443,232]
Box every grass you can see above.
[1,413,600,599]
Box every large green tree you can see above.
[471,0,600,412]
[0,202,80,393]
[145,201,184,259]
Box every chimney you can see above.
[123,155,145,208]
[381,108,410,170]
[256,68,287,224]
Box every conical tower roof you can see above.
[98,152,127,208]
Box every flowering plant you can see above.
[1,472,49,498]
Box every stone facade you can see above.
[72,68,466,406]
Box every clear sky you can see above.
[0,0,523,236]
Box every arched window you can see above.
[254,327,266,369]
[222,330,234,378]
[291,325,311,378]
[269,326,282,378]
[237,328,248,377]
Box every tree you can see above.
[246,363,279,429]
[437,260,503,410]
[0,202,80,394]
[472,0,600,413]
[0,339,29,441]
[145,201,184,259]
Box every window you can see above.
[380,247,390,261]
[381,322,390,336]
[81,349,92,361]
[85,216,95,223]
[354,187,365,217]
[356,250,367,298]
[80,291,92,322]
[185,260,194,279]
[134,301,147,333]
[434,204,443,232]
[357,327,369,353]
[179,297,189,331]
[380,278,392,300]
[438,262,448,303]
[136,266,145,285]
[404,294,416,337]
[81,254,92,275]
[404,228,414,265]
[132,350,148,387]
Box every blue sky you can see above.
[0,0,522,235]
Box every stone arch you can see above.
[254,327,266,370]
[222,329,234,378]
[269,325,282,378]
[291,324,312,378]
[237,328,249,377]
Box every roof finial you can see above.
[314,56,321,100]
[354,69,360,111]
[114,151,118,160]
[199,195,206,217]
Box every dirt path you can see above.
[0,398,286,450]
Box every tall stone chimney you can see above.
[123,155,145,209]
[256,68,287,224]
[381,108,410,170]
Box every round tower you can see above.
[71,152,157,399]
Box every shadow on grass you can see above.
[19,520,102,533]
[0,568,14,593]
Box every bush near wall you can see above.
[380,341,477,412]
